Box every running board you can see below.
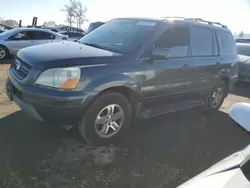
[139,100,204,119]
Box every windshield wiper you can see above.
[83,43,106,50]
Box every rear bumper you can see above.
[7,70,96,123]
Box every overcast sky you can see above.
[0,0,250,32]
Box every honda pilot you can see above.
[6,17,238,145]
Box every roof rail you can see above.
[184,18,228,28]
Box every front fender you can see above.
[83,73,140,95]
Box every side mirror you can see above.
[151,48,170,60]
[229,103,250,131]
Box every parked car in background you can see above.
[0,28,68,60]
[235,37,250,43]
[44,25,85,34]
[87,21,105,33]
[59,31,85,41]
[6,17,238,145]
[237,43,250,82]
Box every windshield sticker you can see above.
[137,21,156,27]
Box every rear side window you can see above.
[33,31,55,40]
[192,27,213,56]
[155,25,190,57]
[216,31,237,55]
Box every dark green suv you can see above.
[6,17,238,145]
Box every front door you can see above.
[6,31,37,54]
[141,25,194,103]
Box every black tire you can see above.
[203,81,227,112]
[78,91,132,146]
[0,45,9,61]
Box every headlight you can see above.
[35,67,81,90]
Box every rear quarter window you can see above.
[192,27,213,56]
[216,30,237,55]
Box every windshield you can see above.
[237,45,250,56]
[78,19,156,54]
[0,29,16,38]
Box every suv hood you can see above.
[17,41,123,70]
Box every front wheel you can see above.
[204,81,227,112]
[78,91,132,146]
[0,46,9,61]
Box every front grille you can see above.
[11,58,32,81]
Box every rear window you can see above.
[235,38,250,43]
[33,31,55,40]
[216,31,237,55]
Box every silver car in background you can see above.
[0,28,68,60]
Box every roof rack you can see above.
[162,17,228,28]
[162,16,186,19]
[184,18,228,28]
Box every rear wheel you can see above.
[0,45,9,61]
[204,81,227,112]
[78,91,132,146]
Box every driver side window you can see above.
[155,25,190,58]
[9,31,34,41]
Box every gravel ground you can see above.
[0,60,250,188]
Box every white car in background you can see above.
[179,103,250,188]
[0,28,68,60]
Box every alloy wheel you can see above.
[95,104,124,138]
[211,87,224,108]
[0,48,6,60]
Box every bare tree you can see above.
[74,0,88,28]
[61,0,87,28]
[61,0,77,27]
[0,17,3,24]
[43,21,57,27]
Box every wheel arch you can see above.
[82,85,140,122]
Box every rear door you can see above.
[142,24,194,101]
[191,26,218,96]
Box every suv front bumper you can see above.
[6,70,95,123]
